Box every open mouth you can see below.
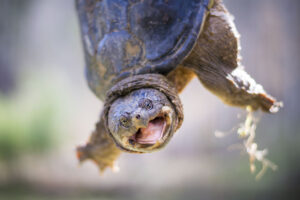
[135,116,166,144]
[129,109,171,146]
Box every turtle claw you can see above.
[76,143,121,173]
[76,114,122,173]
[269,101,283,113]
[76,145,89,163]
[257,93,283,113]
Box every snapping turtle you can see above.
[76,0,281,172]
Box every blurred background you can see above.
[0,0,299,199]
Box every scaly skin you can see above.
[76,0,281,173]
[167,66,196,93]
[182,0,282,112]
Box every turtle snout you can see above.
[135,114,141,119]
[132,112,149,129]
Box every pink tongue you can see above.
[136,118,165,144]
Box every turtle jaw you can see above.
[129,106,172,146]
[134,116,167,144]
[118,106,174,153]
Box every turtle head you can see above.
[107,88,176,153]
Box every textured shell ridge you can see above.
[77,0,212,99]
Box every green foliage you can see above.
[0,77,62,162]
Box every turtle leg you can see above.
[77,113,121,173]
[183,0,281,113]
[167,65,196,93]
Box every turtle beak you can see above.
[135,116,167,144]
[132,112,149,129]
[129,106,172,145]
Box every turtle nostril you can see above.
[128,139,135,145]
[136,114,141,119]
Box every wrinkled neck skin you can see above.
[102,74,183,153]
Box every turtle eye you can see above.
[139,98,153,110]
[119,115,131,128]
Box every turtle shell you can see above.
[76,0,212,100]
